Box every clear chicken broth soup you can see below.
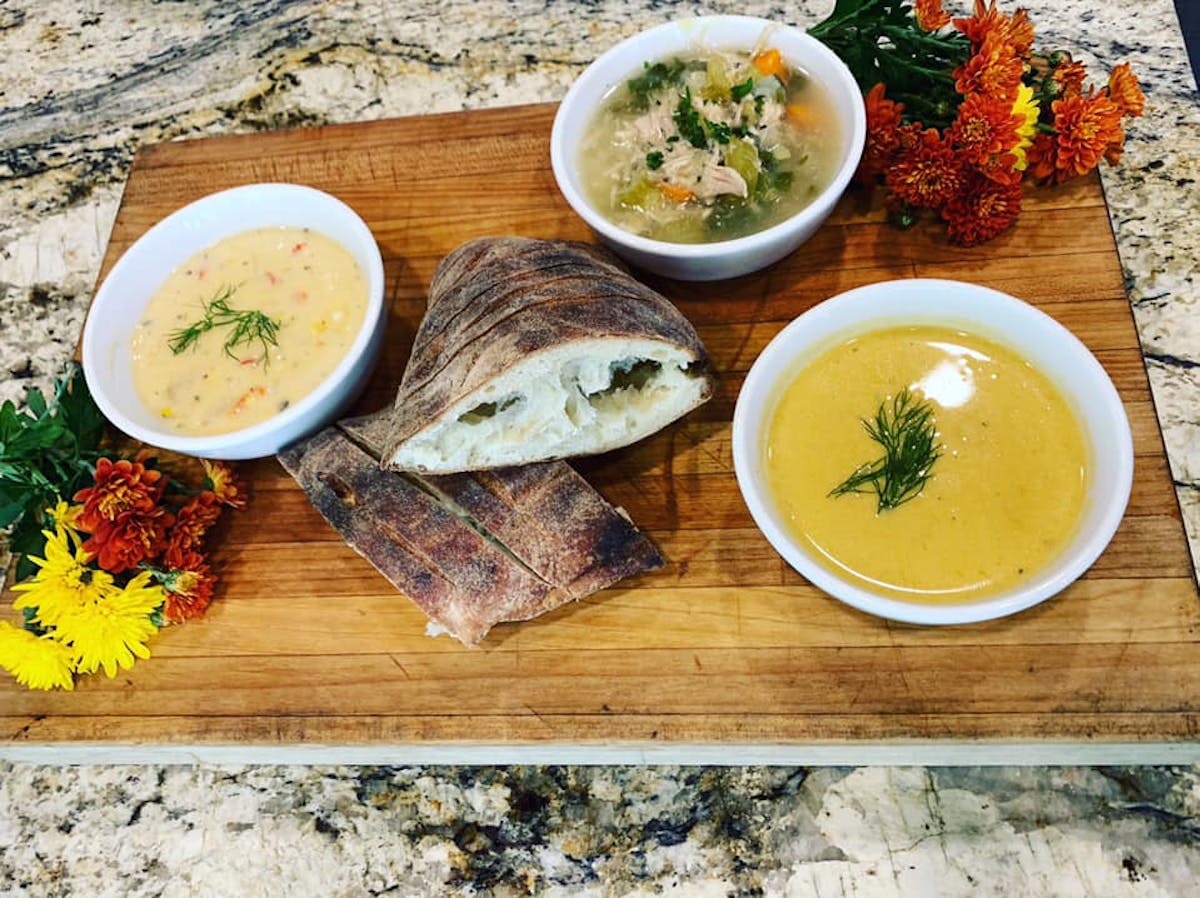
[577,46,842,244]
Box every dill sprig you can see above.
[167,284,281,364]
[830,387,942,512]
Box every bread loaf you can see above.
[383,237,713,474]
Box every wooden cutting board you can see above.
[3,104,1198,764]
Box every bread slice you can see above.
[383,237,713,474]
[278,410,664,646]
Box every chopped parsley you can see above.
[731,77,755,101]
[674,87,708,149]
[645,150,664,170]
[627,60,686,110]
[706,121,733,144]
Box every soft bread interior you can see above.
[387,337,708,473]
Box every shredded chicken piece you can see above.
[691,161,748,200]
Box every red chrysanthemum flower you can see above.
[74,457,166,532]
[201,459,248,510]
[82,506,174,574]
[954,0,1034,57]
[942,172,1024,245]
[1052,60,1088,100]
[954,33,1024,104]
[885,128,966,210]
[949,92,1024,166]
[1049,91,1125,181]
[1106,62,1146,117]
[161,552,217,624]
[858,83,908,180]
[164,493,222,569]
[913,0,951,32]
[1025,132,1058,181]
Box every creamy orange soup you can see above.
[130,226,367,436]
[765,325,1089,602]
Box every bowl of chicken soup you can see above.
[550,15,866,281]
[731,279,1134,625]
[82,183,386,459]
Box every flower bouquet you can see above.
[0,365,246,690]
[809,0,1146,244]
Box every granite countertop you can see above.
[2,0,1199,894]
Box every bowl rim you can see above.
[549,14,867,258]
[81,182,385,455]
[730,277,1135,625]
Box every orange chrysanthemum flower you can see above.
[201,459,248,510]
[942,172,1024,245]
[859,83,908,180]
[954,0,1034,57]
[161,552,217,624]
[1025,132,1058,181]
[83,507,174,574]
[1049,91,1125,181]
[1106,62,1146,117]
[74,457,166,532]
[885,128,966,210]
[164,493,222,569]
[954,33,1025,104]
[949,92,1024,167]
[1052,59,1088,100]
[913,0,951,32]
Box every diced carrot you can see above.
[294,289,309,302]
[292,242,307,254]
[786,103,819,129]
[657,182,695,204]
[240,357,258,367]
[753,48,788,80]
[229,386,267,416]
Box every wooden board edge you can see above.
[5,738,1200,768]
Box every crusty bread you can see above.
[279,410,664,646]
[382,237,713,474]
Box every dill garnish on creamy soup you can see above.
[577,45,841,243]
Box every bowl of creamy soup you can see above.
[551,16,865,281]
[731,279,1134,625]
[82,183,386,459]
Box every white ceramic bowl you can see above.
[550,15,866,282]
[82,183,386,460]
[731,279,1134,625]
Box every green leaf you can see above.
[24,387,47,418]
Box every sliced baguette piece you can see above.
[343,409,663,597]
[278,411,664,646]
[382,237,713,474]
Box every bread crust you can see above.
[281,412,664,646]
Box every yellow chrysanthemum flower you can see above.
[52,571,165,679]
[1010,83,1040,171]
[11,520,114,628]
[0,622,76,691]
[48,500,86,532]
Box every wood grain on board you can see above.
[2,104,1196,757]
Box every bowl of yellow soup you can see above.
[550,15,866,281]
[82,183,386,459]
[731,279,1134,625]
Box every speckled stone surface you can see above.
[1,1,1198,894]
